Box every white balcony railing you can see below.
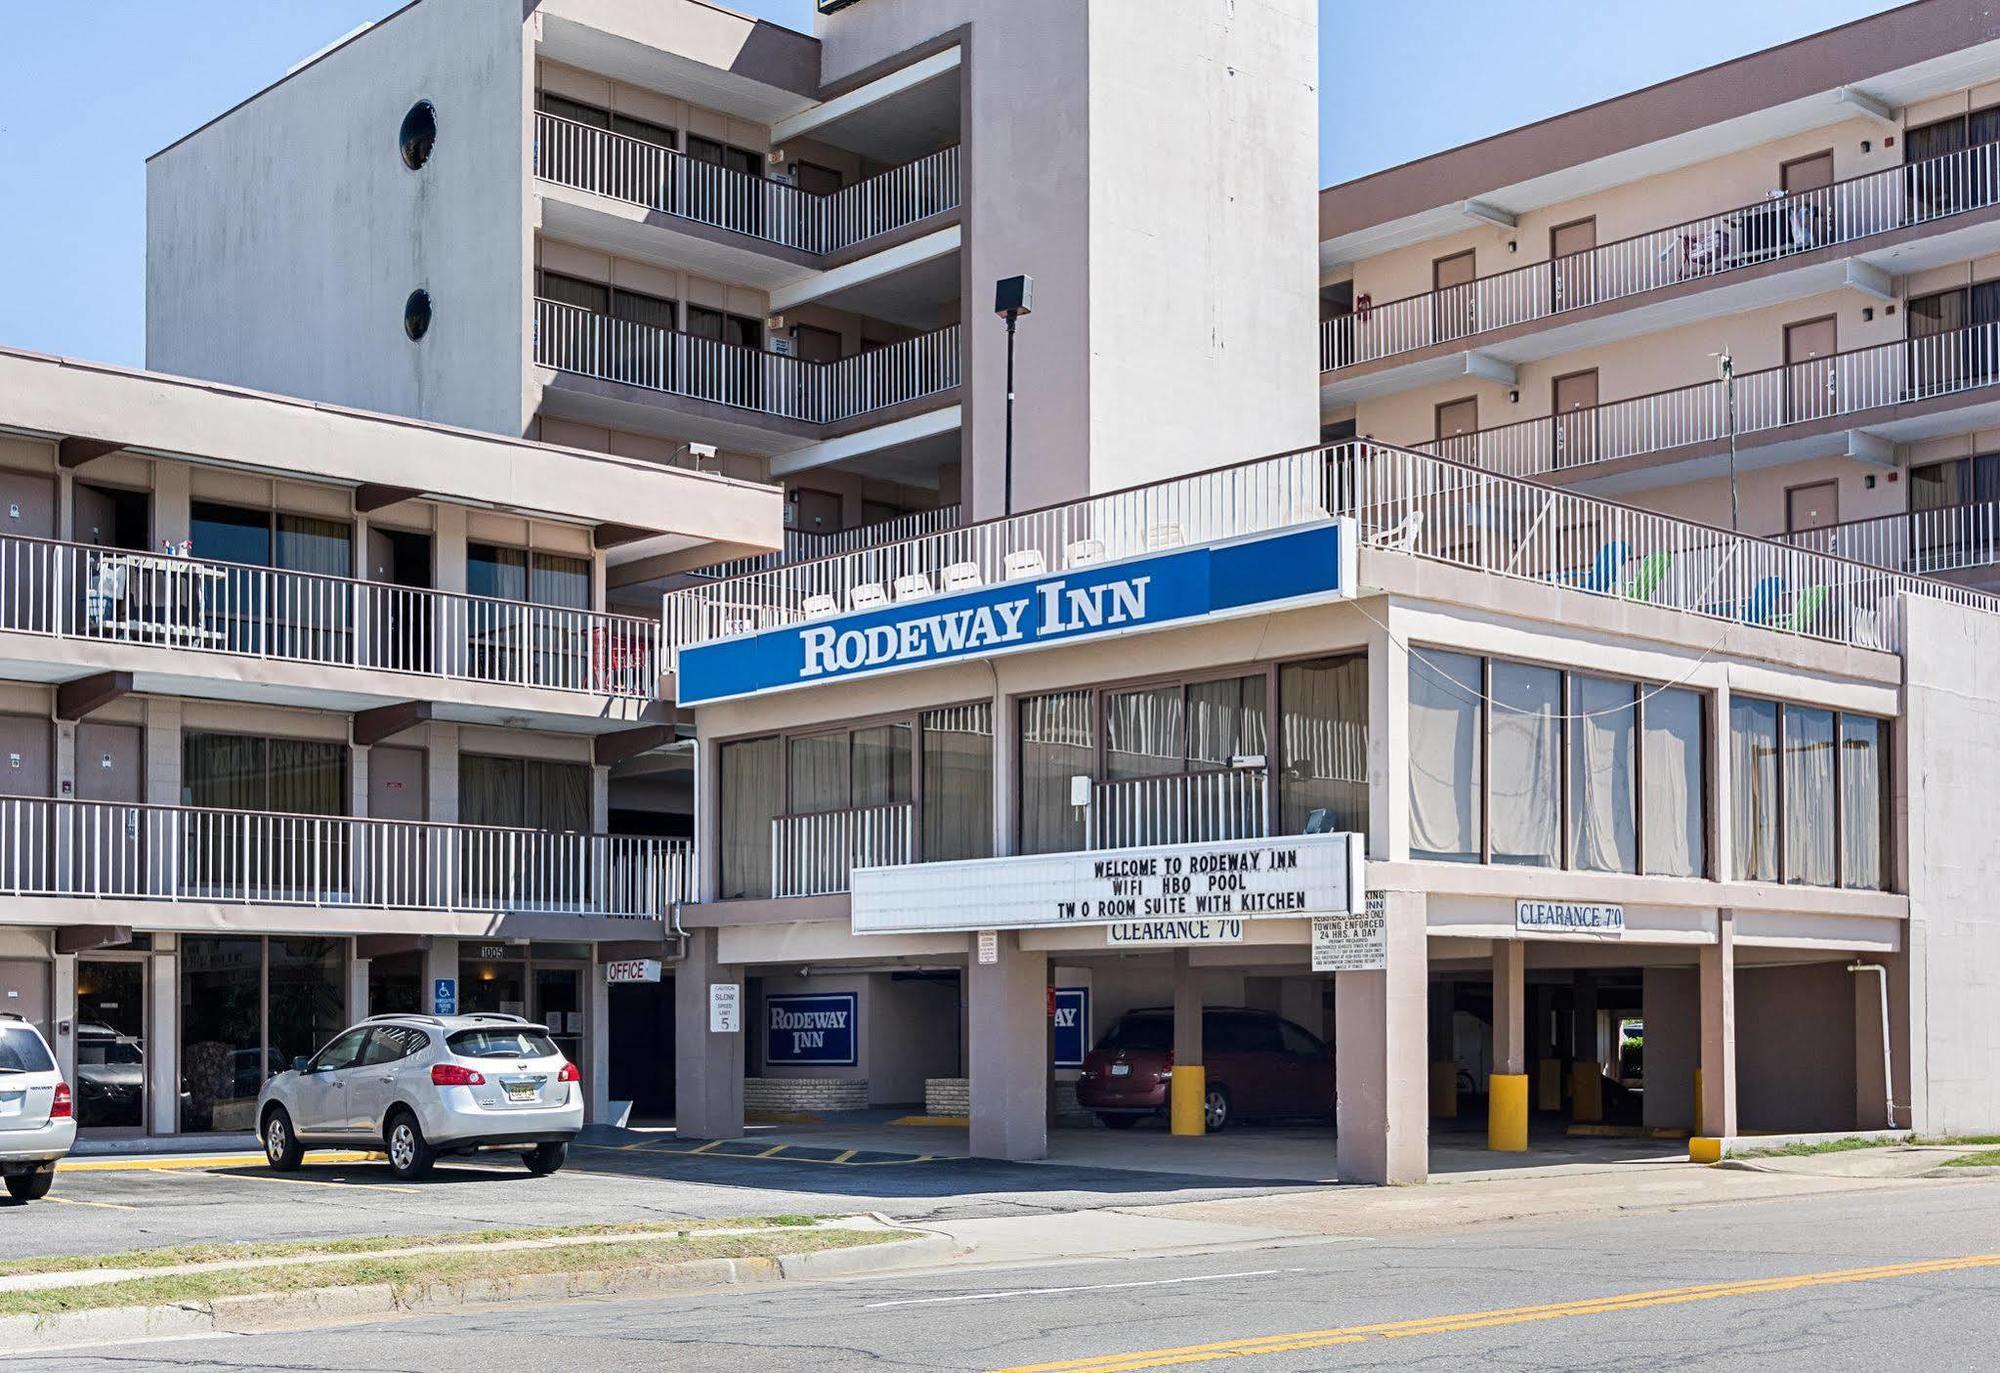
[536,299,960,425]
[1089,769,1271,851]
[534,112,960,254]
[665,440,2000,663]
[0,536,659,698]
[1420,322,2000,479]
[771,802,914,898]
[1781,500,2000,578]
[692,506,963,581]
[0,797,690,918]
[1324,140,2000,372]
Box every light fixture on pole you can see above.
[1714,347,1740,531]
[995,275,1034,516]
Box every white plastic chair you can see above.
[801,593,839,619]
[1003,550,1047,581]
[1146,523,1185,549]
[892,573,934,602]
[1065,538,1106,567]
[849,583,888,611]
[1374,510,1425,554]
[941,561,982,593]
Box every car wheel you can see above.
[1204,1085,1231,1133]
[1098,1113,1140,1131]
[384,1111,436,1180]
[523,1142,567,1177]
[4,1165,54,1202]
[263,1107,305,1172]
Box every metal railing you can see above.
[536,299,960,424]
[1324,139,2000,372]
[771,802,914,897]
[534,112,960,254]
[0,535,659,697]
[692,506,963,581]
[1420,321,2000,478]
[0,797,690,917]
[1781,499,2000,578]
[1089,769,1270,850]
[665,439,2000,662]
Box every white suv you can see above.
[0,1015,75,1202]
[256,1013,583,1181]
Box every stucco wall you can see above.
[1735,962,1859,1133]
[752,970,958,1106]
[147,0,529,436]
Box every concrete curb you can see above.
[0,1231,961,1354]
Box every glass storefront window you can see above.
[267,938,347,1078]
[179,935,273,1134]
[1730,697,1781,882]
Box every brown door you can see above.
[369,745,427,906]
[1786,481,1840,533]
[75,721,143,897]
[1782,152,1835,194]
[0,960,49,1044]
[791,488,843,534]
[1780,152,1835,249]
[370,746,426,821]
[1785,316,1839,422]
[0,717,50,893]
[1552,369,1601,468]
[793,161,843,197]
[1433,250,1477,343]
[1434,397,1480,463]
[0,472,57,635]
[1550,218,1597,311]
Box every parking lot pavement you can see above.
[9,1126,1319,1261]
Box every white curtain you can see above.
[1280,654,1369,835]
[1106,685,1184,778]
[1731,698,1779,881]
[1569,676,1636,873]
[1490,662,1560,866]
[1408,650,1482,861]
[1020,691,1094,855]
[1841,715,1885,890]
[788,734,848,814]
[851,724,912,809]
[1187,675,1267,769]
[922,704,992,862]
[1783,706,1836,885]
[1642,689,1705,877]
[720,737,781,898]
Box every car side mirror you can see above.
[292,1057,311,1074]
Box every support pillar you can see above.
[1570,974,1603,1123]
[1336,890,1428,1184]
[588,960,612,1125]
[1428,980,1457,1120]
[347,948,370,1025]
[147,944,177,1136]
[1489,940,1528,1151]
[1698,912,1738,1144]
[50,953,77,1087]
[1170,950,1205,1135]
[674,927,744,1140]
[968,932,1048,1161]
[1641,966,1699,1133]
[423,938,459,1015]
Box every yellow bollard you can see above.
[1169,1065,1207,1136]
[1488,1073,1529,1152]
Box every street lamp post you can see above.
[995,275,1034,516]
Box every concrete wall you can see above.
[750,970,957,1106]
[1735,962,1859,1134]
[1641,966,1699,1131]
[147,0,530,436]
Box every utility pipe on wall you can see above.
[1847,962,1897,1129]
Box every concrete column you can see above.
[967,931,1047,1161]
[433,507,468,676]
[347,951,370,1025]
[423,938,459,1015]
[148,947,178,1136]
[1710,682,1733,883]
[591,765,610,833]
[1642,966,1699,1132]
[1489,940,1528,1152]
[1367,619,1409,862]
[674,927,744,1141]
[1427,980,1458,1120]
[144,698,182,805]
[1699,912,1738,1140]
[1571,974,1603,1123]
[426,724,460,825]
[588,960,612,1125]
[1170,950,1204,1135]
[1336,890,1428,1184]
[50,954,77,1086]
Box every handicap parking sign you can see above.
[433,978,457,1016]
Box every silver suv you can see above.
[0,1015,75,1202]
[255,1013,583,1180]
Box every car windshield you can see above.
[446,1028,560,1060]
[0,1028,55,1074]
[1096,1015,1172,1053]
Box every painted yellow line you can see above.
[687,1140,724,1156]
[41,1194,138,1212]
[754,1144,788,1159]
[60,1151,381,1174]
[991,1253,2000,1373]
[831,1149,856,1164]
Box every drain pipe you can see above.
[1847,962,1897,1129]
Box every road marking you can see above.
[870,1270,1298,1309]
[60,1151,380,1173]
[40,1194,137,1212]
[148,1167,421,1196]
[991,1253,2000,1372]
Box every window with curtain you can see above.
[1569,675,1636,874]
[922,703,993,862]
[1106,685,1184,779]
[1020,690,1094,855]
[787,735,848,814]
[184,733,344,815]
[851,724,913,808]
[1278,654,1368,836]
[1731,697,1780,882]
[1187,676,1268,770]
[1643,688,1706,878]
[1841,715,1887,890]
[719,737,781,899]
[460,756,590,831]
[1408,650,1481,862]
[1489,662,1561,867]
[1782,706,1837,886]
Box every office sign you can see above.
[854,831,1363,934]
[1051,987,1090,1069]
[765,993,858,1067]
[709,984,742,1033]
[677,521,1355,706]
[1312,891,1387,972]
[1106,918,1244,947]
[1517,900,1625,935]
[605,959,662,985]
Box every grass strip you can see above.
[0,1228,909,1319]
[1943,1150,2000,1169]
[1733,1137,1892,1160]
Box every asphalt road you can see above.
[16,1173,2000,1370]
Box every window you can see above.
[1731,696,1889,888]
[1782,706,1837,886]
[1489,662,1561,867]
[1408,650,1482,862]
[719,736,781,899]
[460,755,590,832]
[538,93,610,130]
[1569,675,1636,874]
[1278,655,1368,836]
[181,935,345,1132]
[1208,1012,1280,1055]
[686,135,762,179]
[467,544,589,609]
[404,289,433,341]
[1020,690,1094,856]
[1643,689,1706,878]
[922,703,993,862]
[0,1028,54,1074]
[183,733,345,816]
[1730,697,1780,882]
[361,1026,430,1066]
[1278,1021,1326,1058]
[785,725,913,814]
[399,100,438,171]
[309,1028,370,1073]
[686,305,763,350]
[1841,716,1887,890]
[447,1028,561,1059]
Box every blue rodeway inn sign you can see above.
[764,992,859,1067]
[677,520,1355,705]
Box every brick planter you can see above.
[924,1077,970,1117]
[744,1078,869,1113]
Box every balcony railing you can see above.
[1324,140,2000,372]
[1089,769,1271,850]
[534,112,961,254]
[771,802,913,898]
[692,506,963,581]
[0,535,659,698]
[1780,500,2000,578]
[1419,322,2000,479]
[536,299,960,424]
[664,440,2000,662]
[0,797,690,917]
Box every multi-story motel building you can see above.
[136,0,2000,1180]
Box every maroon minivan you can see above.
[1075,1007,1334,1131]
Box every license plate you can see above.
[504,1081,539,1103]
[1109,1064,1130,1078]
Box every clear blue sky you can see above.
[0,0,1904,368]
